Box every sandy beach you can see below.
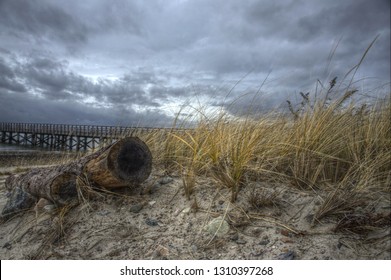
[0,149,389,260]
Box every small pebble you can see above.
[35,198,51,210]
[337,242,344,249]
[259,236,270,246]
[159,176,174,185]
[229,232,239,241]
[2,242,12,250]
[97,210,110,216]
[251,250,264,257]
[205,217,230,237]
[281,238,293,243]
[277,251,296,260]
[280,229,292,237]
[149,183,161,194]
[146,218,159,226]
[43,204,56,212]
[259,240,269,246]
[252,228,262,236]
[305,214,314,223]
[129,203,144,213]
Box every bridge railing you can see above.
[0,122,174,138]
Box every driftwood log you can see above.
[1,137,152,220]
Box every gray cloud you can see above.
[0,0,389,125]
[0,0,88,50]
[0,87,172,127]
[0,57,27,92]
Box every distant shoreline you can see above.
[0,148,79,168]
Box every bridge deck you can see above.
[0,122,177,150]
[0,122,170,137]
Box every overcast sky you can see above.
[0,0,390,126]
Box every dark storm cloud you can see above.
[26,57,70,95]
[149,85,190,101]
[0,58,26,93]
[0,53,193,125]
[0,0,88,49]
[239,0,389,43]
[13,54,170,107]
[0,53,173,126]
[0,89,172,126]
[208,0,388,77]
[0,0,389,125]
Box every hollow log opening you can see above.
[113,137,152,182]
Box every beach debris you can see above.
[43,204,56,212]
[145,218,159,226]
[129,203,144,213]
[97,210,110,216]
[159,176,174,185]
[277,250,296,260]
[258,237,270,246]
[205,217,230,237]
[1,137,152,220]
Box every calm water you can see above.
[0,143,45,152]
[0,143,87,154]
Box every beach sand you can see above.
[0,152,389,260]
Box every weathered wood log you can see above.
[1,137,152,220]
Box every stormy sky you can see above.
[0,0,389,126]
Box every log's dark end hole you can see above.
[117,140,151,179]
[58,181,78,201]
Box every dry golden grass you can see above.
[141,79,390,230]
[122,38,391,212]
[146,91,390,193]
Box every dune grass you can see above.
[147,89,390,193]
[142,78,390,232]
[138,37,390,216]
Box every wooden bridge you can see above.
[0,122,169,151]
